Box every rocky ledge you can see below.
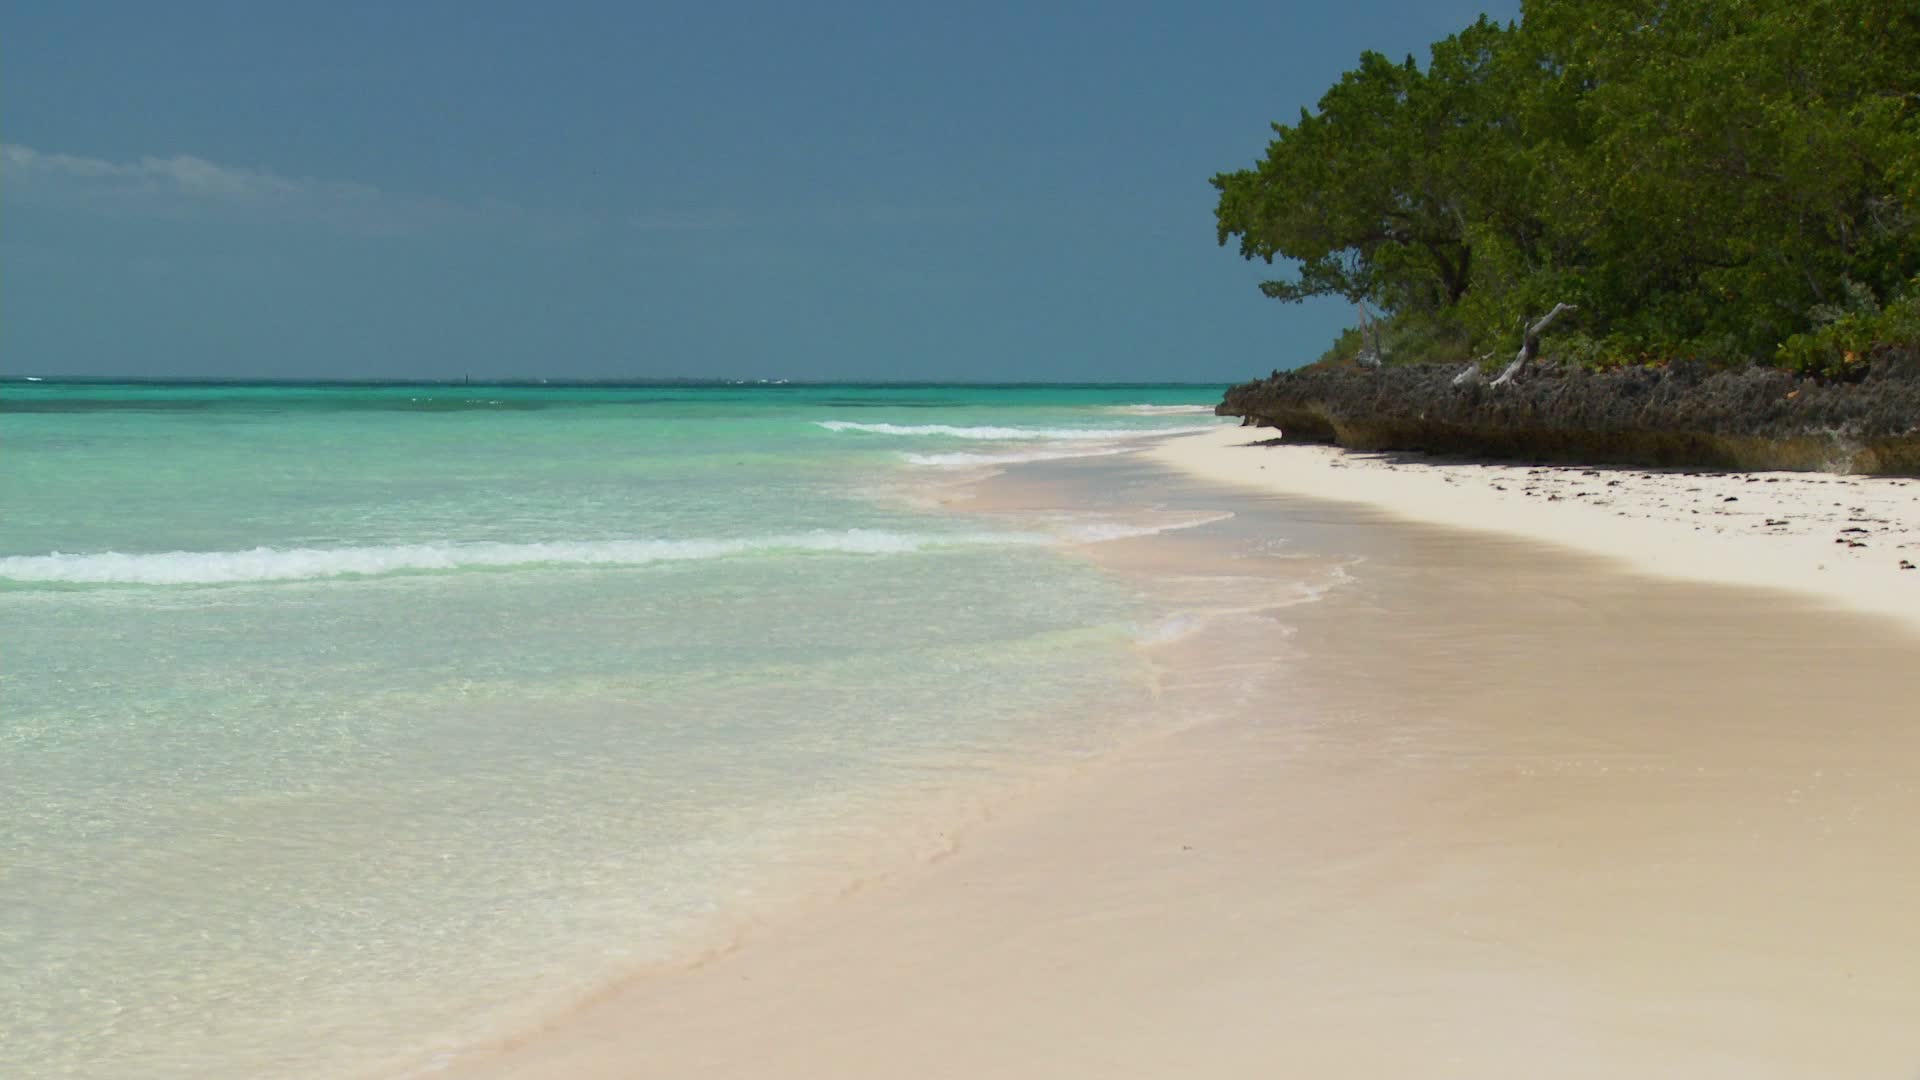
[1218,359,1920,475]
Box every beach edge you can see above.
[1148,426,1920,636]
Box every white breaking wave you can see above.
[901,446,1131,469]
[0,519,1234,586]
[815,421,1218,441]
[1053,513,1233,544]
[0,530,1059,586]
[1132,613,1210,645]
[1102,404,1218,416]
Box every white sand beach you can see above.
[446,435,1920,1080]
[1151,426,1920,633]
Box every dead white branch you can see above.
[1355,303,1383,369]
[1490,303,1577,388]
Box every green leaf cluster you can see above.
[1214,0,1920,374]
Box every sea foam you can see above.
[0,530,1057,586]
[0,520,1237,586]
[814,421,1218,441]
[1102,404,1218,416]
[901,446,1131,468]
[1053,513,1233,543]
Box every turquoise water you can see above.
[0,382,1228,1078]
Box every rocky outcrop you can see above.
[1218,358,1920,474]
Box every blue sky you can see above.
[3,1,1514,381]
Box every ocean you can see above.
[0,381,1236,1078]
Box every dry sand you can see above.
[1150,426,1920,634]
[443,440,1920,1080]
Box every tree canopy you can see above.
[1213,0,1920,375]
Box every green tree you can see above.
[1215,0,1920,373]
[1212,18,1525,314]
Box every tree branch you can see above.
[1490,303,1577,387]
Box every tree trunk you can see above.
[1490,303,1576,388]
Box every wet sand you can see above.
[444,445,1920,1080]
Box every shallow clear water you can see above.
[0,381,1228,1078]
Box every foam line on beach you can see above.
[815,421,1220,441]
[901,446,1132,469]
[0,530,1057,586]
[0,515,1236,587]
[1100,404,1219,416]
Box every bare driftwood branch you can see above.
[1490,303,1577,388]
[1451,350,1495,387]
[1355,303,1383,368]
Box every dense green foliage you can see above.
[1214,0,1920,375]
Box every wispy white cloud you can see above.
[3,144,366,200]
[2,144,959,240]
[0,143,496,237]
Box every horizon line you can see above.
[2,375,1236,389]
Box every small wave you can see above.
[815,421,1217,441]
[0,520,1225,587]
[1133,613,1209,645]
[901,446,1130,469]
[1054,513,1234,544]
[0,530,1058,586]
[1102,404,1218,416]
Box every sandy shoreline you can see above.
[1150,426,1920,633]
[442,439,1920,1079]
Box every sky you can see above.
[2,1,1516,382]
